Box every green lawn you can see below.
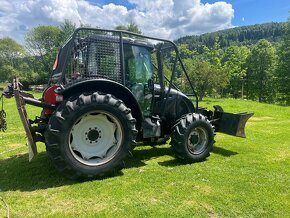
[0,83,6,90]
[0,96,289,217]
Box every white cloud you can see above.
[0,0,14,12]
[0,0,234,43]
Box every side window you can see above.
[124,44,153,115]
[125,45,153,85]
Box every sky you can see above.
[0,0,289,44]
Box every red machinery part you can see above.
[43,85,63,115]
[52,53,58,71]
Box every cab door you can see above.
[124,44,154,116]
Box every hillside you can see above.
[176,22,285,49]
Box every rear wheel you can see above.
[170,113,214,163]
[45,92,137,179]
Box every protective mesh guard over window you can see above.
[64,29,122,87]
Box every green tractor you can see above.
[1,28,253,179]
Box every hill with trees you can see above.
[176,22,285,50]
[172,21,289,105]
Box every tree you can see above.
[176,40,229,100]
[59,19,76,43]
[222,45,250,98]
[275,18,290,105]
[204,40,224,68]
[176,22,285,50]
[115,22,142,34]
[25,25,62,81]
[0,37,25,81]
[176,43,197,59]
[0,38,25,67]
[246,39,277,102]
[183,59,228,101]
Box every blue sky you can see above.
[0,0,289,43]
[93,0,290,26]
[202,0,290,26]
[89,0,135,9]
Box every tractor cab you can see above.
[50,33,156,116]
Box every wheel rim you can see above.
[69,111,124,166]
[187,126,209,155]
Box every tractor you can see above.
[1,28,253,179]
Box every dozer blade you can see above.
[215,112,254,138]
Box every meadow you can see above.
[0,95,289,217]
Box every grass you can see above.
[0,96,289,217]
[0,83,6,91]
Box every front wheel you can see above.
[45,92,137,179]
[170,113,214,163]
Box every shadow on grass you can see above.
[129,145,215,167]
[0,152,75,192]
[0,145,238,191]
[127,145,189,168]
[126,146,175,168]
[158,145,239,167]
[212,145,238,156]
[158,159,182,167]
[0,147,175,191]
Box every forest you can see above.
[177,22,285,49]
[0,20,289,105]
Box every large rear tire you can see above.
[45,92,137,180]
[170,113,214,163]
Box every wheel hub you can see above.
[187,127,208,155]
[189,132,199,146]
[69,112,123,166]
[86,128,101,143]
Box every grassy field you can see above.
[0,96,289,217]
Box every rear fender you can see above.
[60,79,143,130]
